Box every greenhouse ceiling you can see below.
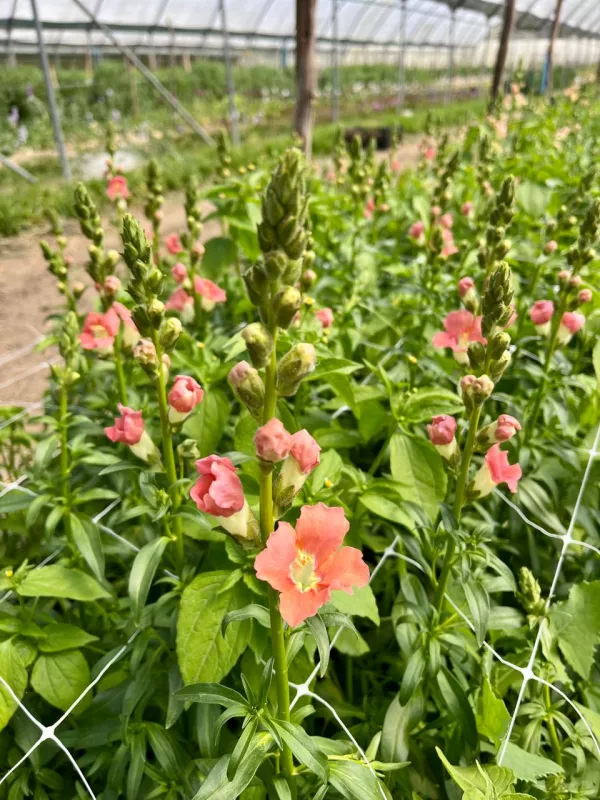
[0,0,598,52]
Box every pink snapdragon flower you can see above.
[427,415,458,462]
[191,455,258,542]
[441,240,458,259]
[79,302,138,352]
[171,263,187,283]
[254,418,292,463]
[458,277,477,308]
[557,312,585,345]
[165,233,183,255]
[529,300,554,336]
[168,375,204,423]
[104,275,121,296]
[316,308,334,328]
[273,429,321,511]
[432,310,486,365]
[471,443,522,497]
[106,175,129,201]
[391,158,401,173]
[364,197,376,219]
[424,146,436,161]
[440,213,454,230]
[578,289,592,305]
[409,221,425,241]
[104,404,158,462]
[461,201,473,216]
[254,503,369,627]
[544,240,558,255]
[477,414,521,448]
[165,277,226,318]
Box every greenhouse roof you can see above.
[0,0,598,52]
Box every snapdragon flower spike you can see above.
[254,418,292,463]
[476,414,521,448]
[315,307,334,329]
[191,455,259,544]
[168,375,204,423]
[432,310,486,365]
[557,311,585,345]
[79,302,139,353]
[273,429,321,513]
[165,233,183,255]
[104,404,159,462]
[166,277,227,317]
[529,300,554,337]
[427,415,458,462]
[171,263,187,284]
[469,443,522,498]
[254,503,369,627]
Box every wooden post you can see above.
[546,0,565,93]
[490,0,516,103]
[294,0,317,160]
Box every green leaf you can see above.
[31,650,91,712]
[192,733,274,800]
[329,759,387,800]
[26,494,52,529]
[306,615,330,677]
[270,720,329,783]
[128,536,170,623]
[359,489,415,530]
[436,748,516,796]
[0,640,27,731]
[38,624,99,653]
[222,604,270,636]
[177,570,252,685]
[183,388,230,457]
[516,180,551,218]
[463,580,489,646]
[382,691,424,764]
[593,339,600,391]
[501,743,563,782]
[18,565,111,602]
[390,433,447,522]
[34,433,60,470]
[476,675,510,746]
[0,491,32,514]
[176,682,248,708]
[402,388,464,424]
[331,585,380,626]
[310,449,343,494]
[227,716,257,781]
[69,514,105,583]
[574,702,600,742]
[201,236,238,278]
[549,581,600,678]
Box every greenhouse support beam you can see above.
[69,0,215,146]
[397,0,407,108]
[546,0,565,93]
[30,0,71,180]
[219,0,239,146]
[295,0,317,160]
[0,152,36,183]
[490,0,516,102]
[331,0,339,123]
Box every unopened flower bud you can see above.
[254,418,292,463]
[72,281,85,298]
[104,275,121,296]
[544,240,558,255]
[301,268,317,289]
[160,317,183,351]
[243,264,269,306]
[516,567,545,617]
[490,351,511,382]
[148,298,165,326]
[578,288,592,305]
[569,274,582,288]
[460,374,494,410]
[277,343,316,397]
[427,415,459,463]
[178,438,200,461]
[105,250,120,269]
[229,361,265,419]
[275,286,302,329]
[264,250,288,280]
[490,331,511,359]
[242,322,274,368]
[134,338,159,373]
[467,341,485,369]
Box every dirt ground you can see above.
[0,136,422,409]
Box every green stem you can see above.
[59,384,70,506]
[114,326,128,406]
[259,326,296,797]
[544,684,563,766]
[151,331,184,572]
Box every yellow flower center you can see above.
[290,550,320,593]
[91,324,107,339]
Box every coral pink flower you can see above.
[168,375,204,422]
[171,263,187,283]
[191,456,244,518]
[254,418,292,463]
[427,415,456,446]
[579,289,592,304]
[557,312,585,345]
[431,205,441,217]
[440,213,454,230]
[432,310,486,364]
[495,414,521,441]
[166,287,191,313]
[441,243,459,258]
[165,233,183,255]
[530,300,554,326]
[364,197,376,219]
[105,404,144,446]
[104,275,121,296]
[458,277,475,298]
[316,308,334,328]
[544,240,558,255]
[461,201,473,216]
[80,309,119,351]
[472,443,522,496]
[193,242,205,258]
[424,146,436,160]
[195,276,227,308]
[254,503,369,627]
[106,175,130,201]
[289,430,321,473]
[409,221,425,240]
[391,158,401,173]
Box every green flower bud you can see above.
[275,286,302,329]
[242,323,274,368]
[460,374,494,411]
[178,438,200,461]
[257,148,309,261]
[160,317,183,351]
[148,299,165,326]
[467,341,485,369]
[264,250,288,280]
[133,338,159,373]
[243,264,269,306]
[516,567,545,617]
[490,331,511,359]
[482,262,514,337]
[277,343,316,397]
[229,361,265,419]
[490,351,511,382]
[40,240,53,260]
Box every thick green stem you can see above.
[114,326,128,406]
[259,327,296,796]
[544,684,563,766]
[59,384,70,506]
[151,331,184,572]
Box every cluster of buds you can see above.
[516,566,546,620]
[477,177,515,274]
[431,149,460,211]
[121,214,182,355]
[144,159,164,246]
[216,130,232,179]
[51,311,81,389]
[371,160,391,215]
[476,132,493,187]
[565,197,600,275]
[346,135,371,206]
[468,263,514,382]
[40,238,77,306]
[182,176,203,264]
[74,183,120,305]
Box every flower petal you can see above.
[254,522,297,593]
[319,546,370,592]
[296,503,349,566]
[432,331,455,350]
[279,587,330,627]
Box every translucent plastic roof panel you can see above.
[0,0,598,49]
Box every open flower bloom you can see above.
[168,375,204,423]
[529,300,554,336]
[477,414,521,448]
[254,503,369,627]
[364,197,375,219]
[106,175,129,201]
[315,308,334,328]
[195,277,227,311]
[80,303,138,353]
[165,233,183,255]
[557,311,585,345]
[432,310,486,365]
[427,415,458,462]
[191,455,258,543]
[104,404,159,462]
[471,443,522,497]
[273,429,321,512]
[440,213,454,230]
[171,263,187,284]
[409,221,425,241]
[254,418,292,463]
